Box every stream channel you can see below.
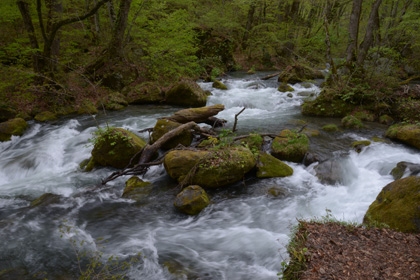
[1,72,420,279]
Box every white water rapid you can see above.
[1,73,419,279]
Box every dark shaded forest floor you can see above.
[292,222,420,279]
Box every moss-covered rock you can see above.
[77,100,98,115]
[256,153,293,178]
[30,193,61,207]
[212,80,228,90]
[301,90,354,117]
[122,176,153,201]
[351,140,371,153]
[166,104,224,124]
[103,92,128,111]
[379,115,394,125]
[198,137,219,147]
[165,80,207,107]
[363,176,420,233]
[352,109,376,122]
[236,134,264,151]
[322,124,338,132]
[385,124,420,150]
[34,111,57,122]
[341,115,364,129]
[268,186,288,197]
[371,136,389,143]
[125,82,164,104]
[302,128,320,137]
[278,64,324,84]
[278,83,294,92]
[164,147,256,188]
[271,129,309,162]
[151,119,193,149]
[391,162,420,180]
[174,185,210,215]
[90,128,146,169]
[0,118,28,141]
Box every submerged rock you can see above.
[164,147,256,188]
[391,162,420,180]
[30,193,61,207]
[314,158,356,185]
[212,80,228,90]
[271,129,309,163]
[174,185,210,215]
[322,124,338,132]
[268,186,288,197]
[363,176,420,233]
[165,80,207,107]
[122,176,153,201]
[151,119,193,149]
[0,118,28,142]
[89,128,146,169]
[385,124,420,150]
[256,153,293,178]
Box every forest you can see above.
[0,0,419,119]
[1,1,420,280]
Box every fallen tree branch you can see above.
[232,107,246,132]
[261,72,281,80]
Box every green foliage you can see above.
[87,126,133,154]
[59,221,142,280]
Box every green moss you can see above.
[198,137,219,147]
[341,115,364,129]
[165,80,207,107]
[34,111,57,122]
[164,147,256,188]
[268,186,287,197]
[271,129,309,162]
[79,158,90,170]
[174,185,210,215]
[0,118,28,141]
[301,92,354,117]
[322,124,338,132]
[125,82,164,104]
[352,109,375,122]
[212,80,228,90]
[278,64,324,84]
[363,176,420,233]
[302,128,320,137]
[257,153,293,178]
[237,134,263,151]
[371,136,389,143]
[278,83,294,92]
[122,176,153,201]
[379,115,394,125]
[351,140,371,153]
[385,124,420,150]
[85,158,96,172]
[91,128,146,169]
[77,100,98,115]
[151,119,193,149]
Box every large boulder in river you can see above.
[212,80,228,90]
[165,80,207,107]
[363,176,420,233]
[0,118,28,141]
[164,147,256,188]
[278,64,324,84]
[174,185,210,215]
[34,111,57,122]
[391,161,420,180]
[271,129,309,163]
[151,119,193,149]
[256,153,293,178]
[89,128,146,169]
[165,104,225,124]
[385,124,420,150]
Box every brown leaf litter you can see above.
[291,222,420,280]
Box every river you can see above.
[1,72,419,279]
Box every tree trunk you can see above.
[107,0,116,26]
[345,0,363,69]
[357,0,383,67]
[17,0,41,73]
[242,1,256,49]
[108,0,132,58]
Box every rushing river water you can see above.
[1,73,420,279]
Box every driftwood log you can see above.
[165,104,225,123]
[261,72,281,80]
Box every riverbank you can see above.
[283,220,420,279]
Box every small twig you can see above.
[232,107,246,132]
